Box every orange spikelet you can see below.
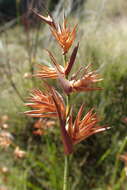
[70,64,103,92]
[67,106,107,144]
[51,19,77,54]
[32,9,56,28]
[24,84,66,120]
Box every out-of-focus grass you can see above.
[1,0,127,189]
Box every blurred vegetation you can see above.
[1,0,127,189]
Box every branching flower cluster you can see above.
[25,10,108,155]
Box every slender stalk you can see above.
[63,54,70,190]
[63,54,67,67]
[111,137,127,185]
[115,168,126,189]
[63,155,69,190]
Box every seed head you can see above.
[67,105,108,144]
[51,19,77,54]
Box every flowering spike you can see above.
[67,106,108,144]
[24,86,65,119]
[25,9,107,158]
[56,64,102,94]
[50,20,77,54]
[70,64,103,93]
[34,64,59,79]
[33,9,77,54]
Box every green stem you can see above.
[63,155,69,190]
[111,137,127,185]
[63,54,70,190]
[63,54,67,67]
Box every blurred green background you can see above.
[1,0,127,189]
